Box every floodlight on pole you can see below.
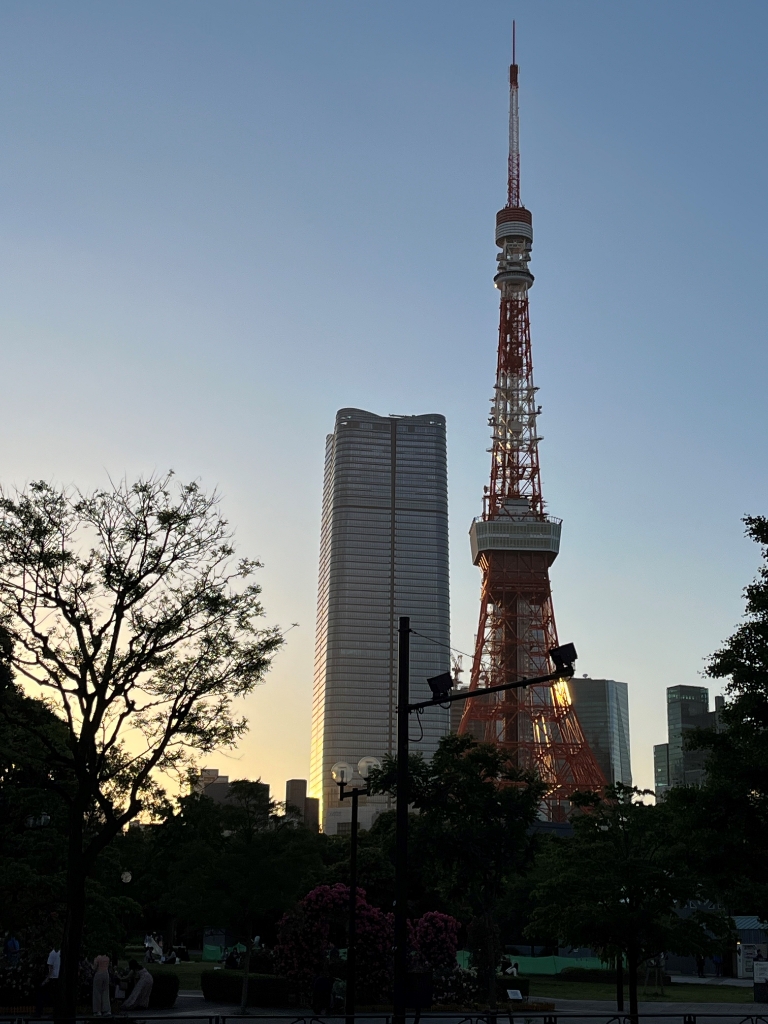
[426,671,453,699]
[392,615,581,1024]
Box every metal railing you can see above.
[3,1014,768,1024]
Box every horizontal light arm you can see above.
[406,666,574,713]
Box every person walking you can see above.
[92,953,111,1016]
[121,961,153,1012]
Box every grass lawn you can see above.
[120,960,219,991]
[525,976,754,1003]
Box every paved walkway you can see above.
[545,996,765,1020]
[139,992,768,1024]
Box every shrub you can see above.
[275,884,393,1002]
[201,971,292,1007]
[249,947,275,974]
[147,970,180,1009]
[276,884,465,1007]
[409,911,462,1006]
[410,911,460,974]
[0,957,39,1009]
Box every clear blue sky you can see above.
[1,1,766,794]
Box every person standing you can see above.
[4,934,20,965]
[34,947,61,1016]
[92,953,111,1016]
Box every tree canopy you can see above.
[528,784,730,1015]
[369,732,545,1004]
[0,473,284,1013]
[667,515,768,918]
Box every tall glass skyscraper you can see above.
[310,408,450,834]
[568,677,632,787]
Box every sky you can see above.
[1,0,766,796]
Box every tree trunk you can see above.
[627,944,639,1020]
[60,809,87,1021]
[616,950,624,1011]
[485,911,497,1010]
[239,929,252,1013]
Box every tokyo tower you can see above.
[458,28,605,819]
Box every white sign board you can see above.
[754,961,768,984]
[738,943,757,979]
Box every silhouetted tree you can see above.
[369,733,545,1007]
[0,474,284,1014]
[667,515,768,919]
[528,785,730,1017]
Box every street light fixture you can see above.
[392,616,578,1024]
[333,755,381,1024]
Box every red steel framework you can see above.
[458,30,605,820]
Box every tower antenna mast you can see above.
[508,21,520,209]
[460,32,605,819]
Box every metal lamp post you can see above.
[332,756,381,1024]
[391,615,579,1024]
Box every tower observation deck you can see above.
[458,33,605,819]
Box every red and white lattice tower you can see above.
[458,29,605,820]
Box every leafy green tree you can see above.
[674,516,768,917]
[147,781,323,1009]
[528,785,730,1016]
[369,732,545,1007]
[0,474,284,1014]
[0,642,139,962]
[0,659,69,954]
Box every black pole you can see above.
[346,788,359,1024]
[393,616,410,1024]
[616,950,624,1011]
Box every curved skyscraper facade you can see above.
[310,408,450,834]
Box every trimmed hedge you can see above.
[201,970,292,1007]
[147,970,180,1008]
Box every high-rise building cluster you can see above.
[193,769,320,832]
[654,686,723,797]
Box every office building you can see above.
[653,743,670,794]
[568,677,632,787]
[193,767,270,807]
[310,408,450,834]
[285,779,320,832]
[654,686,724,797]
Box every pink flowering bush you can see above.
[276,885,462,1005]
[411,911,460,973]
[275,884,394,1001]
[409,910,462,1005]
